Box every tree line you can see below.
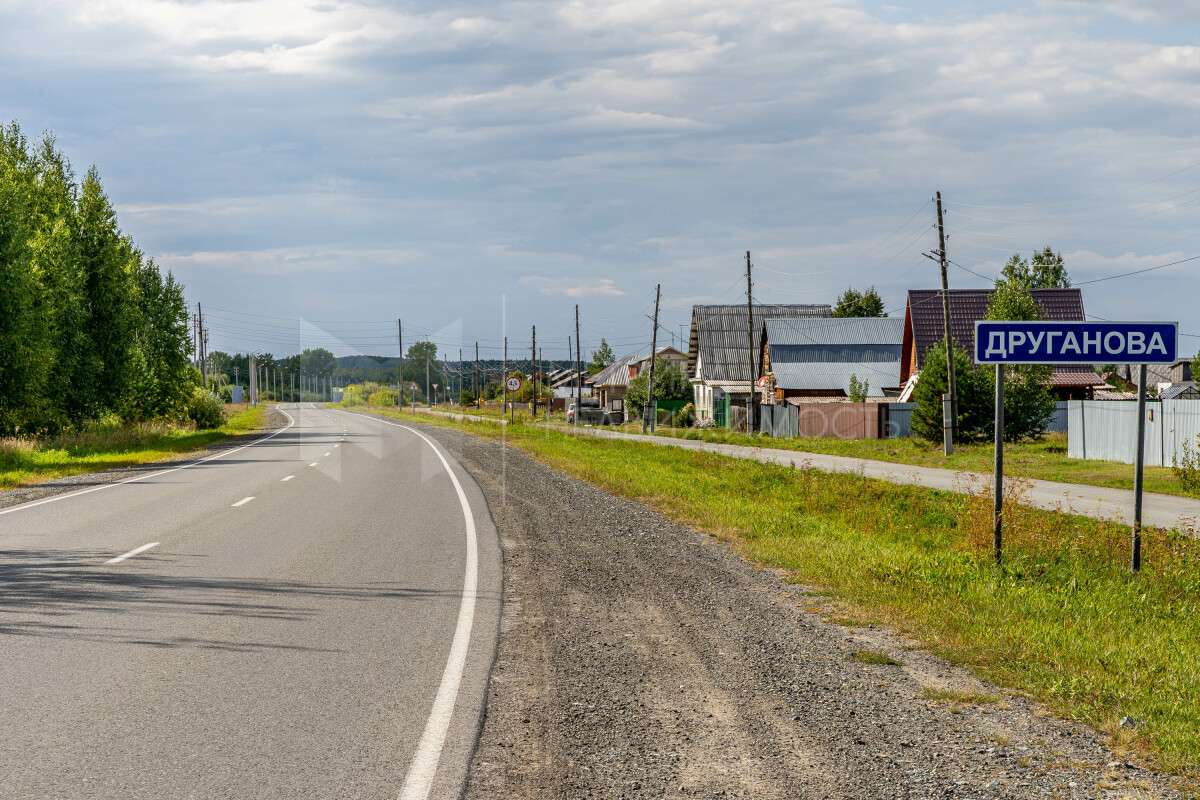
[0,123,193,435]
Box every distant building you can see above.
[899,288,1103,400]
[687,303,832,419]
[588,347,686,412]
[758,317,905,401]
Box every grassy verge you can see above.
[347,405,1200,778]
[649,427,1197,500]
[0,405,267,489]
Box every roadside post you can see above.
[942,393,954,456]
[506,376,522,425]
[411,382,418,415]
[976,320,1177,569]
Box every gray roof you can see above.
[588,355,637,388]
[763,317,903,346]
[1159,383,1200,400]
[765,317,904,393]
[771,361,903,394]
[688,304,832,382]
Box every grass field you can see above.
[645,427,1199,500]
[0,405,267,490]
[348,405,1200,779]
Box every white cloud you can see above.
[519,276,626,297]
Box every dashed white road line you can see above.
[324,452,331,456]
[232,496,256,507]
[309,462,318,467]
[106,542,159,564]
[281,475,295,482]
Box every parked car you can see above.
[567,399,600,423]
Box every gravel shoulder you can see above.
[0,408,289,512]
[420,422,1189,800]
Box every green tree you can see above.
[625,359,691,415]
[1191,351,1200,383]
[1000,247,1071,289]
[911,339,993,443]
[832,286,886,318]
[848,374,869,402]
[984,274,1056,441]
[588,338,615,375]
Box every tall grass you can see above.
[0,406,265,489]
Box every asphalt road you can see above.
[0,404,500,799]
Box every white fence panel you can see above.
[1069,400,1200,466]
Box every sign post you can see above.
[505,376,523,425]
[976,321,1177,570]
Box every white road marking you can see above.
[324,452,331,456]
[281,475,295,482]
[232,496,256,507]
[354,413,479,800]
[106,542,159,564]
[309,462,318,467]
[333,444,339,448]
[0,411,297,518]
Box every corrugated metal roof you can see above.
[764,317,903,346]
[903,288,1103,388]
[688,304,832,383]
[772,361,902,393]
[1159,383,1200,400]
[589,355,636,388]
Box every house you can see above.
[588,347,687,411]
[758,317,905,402]
[687,303,832,420]
[898,288,1104,400]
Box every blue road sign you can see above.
[974,321,1177,365]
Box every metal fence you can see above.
[1068,399,1200,466]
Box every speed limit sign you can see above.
[505,376,522,392]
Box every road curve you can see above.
[0,404,500,799]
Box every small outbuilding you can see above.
[758,317,905,401]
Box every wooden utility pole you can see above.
[474,342,479,404]
[197,303,207,389]
[459,348,463,404]
[397,320,403,406]
[503,336,509,421]
[425,348,430,406]
[531,325,537,416]
[746,251,755,433]
[936,191,957,452]
[644,284,661,434]
[443,355,449,405]
[575,305,582,426]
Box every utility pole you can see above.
[397,319,403,406]
[540,346,547,420]
[444,355,449,405]
[746,251,756,434]
[531,325,537,416]
[576,305,582,426]
[936,190,957,454]
[459,348,463,404]
[503,336,508,421]
[474,342,479,404]
[425,349,430,407]
[644,283,661,434]
[197,303,206,389]
[249,354,256,406]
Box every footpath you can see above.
[415,407,1200,532]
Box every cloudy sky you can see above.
[3,0,1199,362]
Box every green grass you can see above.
[651,428,1199,500]
[850,649,903,665]
[919,687,1003,705]
[0,405,267,489]
[344,405,1200,778]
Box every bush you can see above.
[367,390,397,407]
[185,390,226,430]
[674,402,696,428]
[1174,435,1200,496]
[460,390,476,406]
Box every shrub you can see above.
[367,390,397,407]
[460,390,476,406]
[674,402,696,428]
[1174,435,1200,496]
[185,390,226,430]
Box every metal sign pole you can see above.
[993,364,1004,564]
[1132,363,1148,573]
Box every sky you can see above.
[3,0,1200,364]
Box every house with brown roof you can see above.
[899,288,1104,400]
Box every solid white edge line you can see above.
[349,411,479,800]
[232,496,256,507]
[0,409,296,518]
[106,542,159,564]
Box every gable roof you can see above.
[901,288,1102,388]
[589,355,638,388]
[688,303,832,383]
[764,317,905,392]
